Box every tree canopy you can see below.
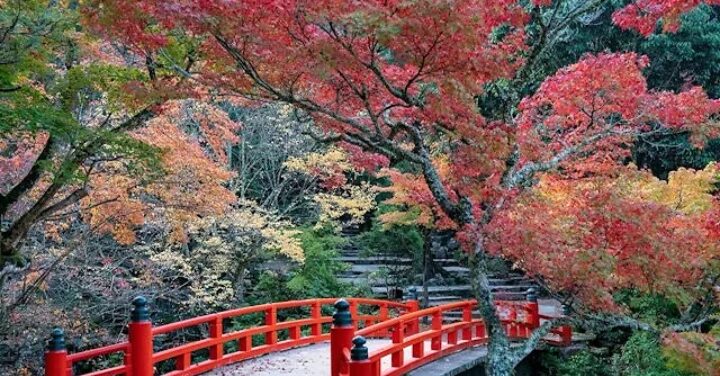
[3,1,720,375]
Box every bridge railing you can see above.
[333,289,572,376]
[44,297,415,376]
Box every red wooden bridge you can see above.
[44,293,572,376]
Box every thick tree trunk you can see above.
[486,348,516,376]
[421,229,433,308]
[468,242,519,376]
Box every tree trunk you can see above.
[485,348,516,376]
[421,229,433,308]
[468,242,518,376]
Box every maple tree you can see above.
[84,1,720,374]
[0,1,243,267]
[149,199,304,311]
[489,164,720,309]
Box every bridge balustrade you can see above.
[336,290,572,376]
[43,290,571,376]
[44,297,414,376]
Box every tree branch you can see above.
[0,136,55,215]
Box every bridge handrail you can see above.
[44,294,572,376]
[45,297,414,376]
[149,297,411,335]
[343,296,571,376]
[355,300,471,337]
[65,342,129,363]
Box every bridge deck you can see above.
[203,301,569,376]
[202,339,392,376]
[202,338,479,376]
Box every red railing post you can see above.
[526,288,540,330]
[265,306,277,346]
[209,315,224,361]
[391,321,404,367]
[379,303,389,336]
[475,320,486,340]
[239,335,252,352]
[174,352,191,371]
[557,325,572,346]
[462,302,472,341]
[129,296,153,376]
[44,328,68,376]
[311,301,322,337]
[406,300,419,335]
[431,309,442,350]
[331,299,355,376]
[507,306,518,338]
[559,304,572,346]
[349,336,376,376]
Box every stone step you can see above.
[426,296,464,306]
[337,277,388,287]
[487,277,534,285]
[433,259,462,266]
[399,285,537,295]
[442,266,470,274]
[344,264,412,274]
[427,295,464,301]
[492,292,529,300]
[338,256,414,265]
[400,285,473,296]
[337,256,464,266]
[489,285,537,292]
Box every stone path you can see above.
[202,339,491,376]
[202,339,392,376]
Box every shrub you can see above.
[611,332,687,376]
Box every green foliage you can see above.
[614,290,682,327]
[641,5,720,97]
[252,225,355,303]
[541,332,691,376]
[1,0,78,134]
[540,349,612,376]
[611,332,688,376]
[0,0,77,88]
[0,1,163,188]
[52,64,147,112]
[286,226,349,297]
[356,218,423,259]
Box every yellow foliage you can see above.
[314,183,376,229]
[284,147,352,174]
[149,200,303,309]
[630,163,718,214]
[285,146,377,230]
[534,163,719,215]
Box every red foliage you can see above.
[89,0,720,311]
[517,52,719,176]
[487,172,718,310]
[613,0,720,36]
[0,132,49,196]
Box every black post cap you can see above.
[48,328,66,351]
[526,288,537,302]
[131,296,150,322]
[562,304,571,316]
[333,298,352,327]
[351,336,368,361]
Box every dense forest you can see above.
[3,1,720,375]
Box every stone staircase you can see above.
[336,226,541,313]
